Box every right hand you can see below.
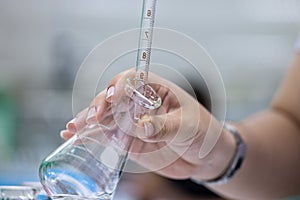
[60,69,235,181]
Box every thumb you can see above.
[105,69,135,103]
[137,109,181,142]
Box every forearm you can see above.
[203,52,300,199]
[208,109,300,199]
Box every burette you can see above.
[136,0,157,84]
[134,0,158,120]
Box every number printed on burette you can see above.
[136,0,157,84]
[147,9,152,17]
[142,51,147,60]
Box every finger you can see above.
[105,69,135,103]
[86,90,109,124]
[76,107,89,118]
[66,90,109,131]
[159,87,180,113]
[66,108,88,133]
[60,130,75,140]
[129,140,196,179]
[137,109,181,142]
[66,69,134,134]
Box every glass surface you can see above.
[39,79,161,199]
[0,186,36,200]
[39,123,132,200]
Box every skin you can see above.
[60,53,300,200]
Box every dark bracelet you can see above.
[191,123,247,185]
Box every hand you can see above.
[60,69,235,180]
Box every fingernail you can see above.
[106,86,115,102]
[144,122,155,137]
[86,106,97,124]
[66,118,77,132]
[139,115,155,138]
[60,130,74,139]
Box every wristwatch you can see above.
[191,123,247,185]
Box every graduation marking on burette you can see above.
[136,0,157,84]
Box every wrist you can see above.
[192,123,247,185]
[191,122,237,181]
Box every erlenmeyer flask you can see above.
[39,78,161,200]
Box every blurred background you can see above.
[0,0,299,198]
